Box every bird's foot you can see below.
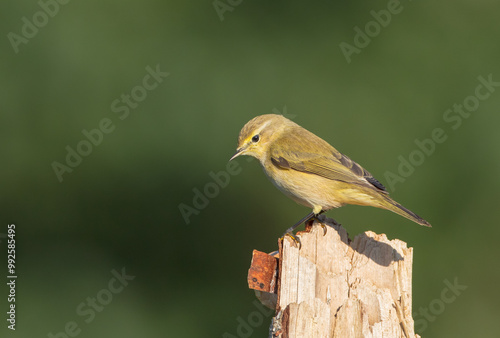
[319,222,327,236]
[307,214,328,236]
[312,214,342,235]
[282,231,301,249]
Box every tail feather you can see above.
[382,196,431,227]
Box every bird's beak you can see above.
[230,147,245,161]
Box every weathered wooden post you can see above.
[248,217,419,338]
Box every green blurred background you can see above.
[1,1,499,337]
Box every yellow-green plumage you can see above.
[231,114,430,227]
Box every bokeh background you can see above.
[1,1,499,337]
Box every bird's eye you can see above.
[252,135,260,143]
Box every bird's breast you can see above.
[260,160,344,210]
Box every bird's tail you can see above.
[381,195,431,227]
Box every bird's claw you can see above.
[320,223,327,236]
[310,214,328,236]
[283,232,302,249]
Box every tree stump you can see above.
[247,217,420,338]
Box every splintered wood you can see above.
[248,219,420,338]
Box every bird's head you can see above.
[230,114,290,162]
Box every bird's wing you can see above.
[269,133,387,193]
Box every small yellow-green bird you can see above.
[230,114,430,238]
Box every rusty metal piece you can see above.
[247,250,278,293]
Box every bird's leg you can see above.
[283,211,316,235]
[282,212,314,249]
[282,210,327,248]
[314,211,328,235]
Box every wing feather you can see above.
[269,132,387,193]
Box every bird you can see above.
[230,114,431,241]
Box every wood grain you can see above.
[266,217,419,338]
